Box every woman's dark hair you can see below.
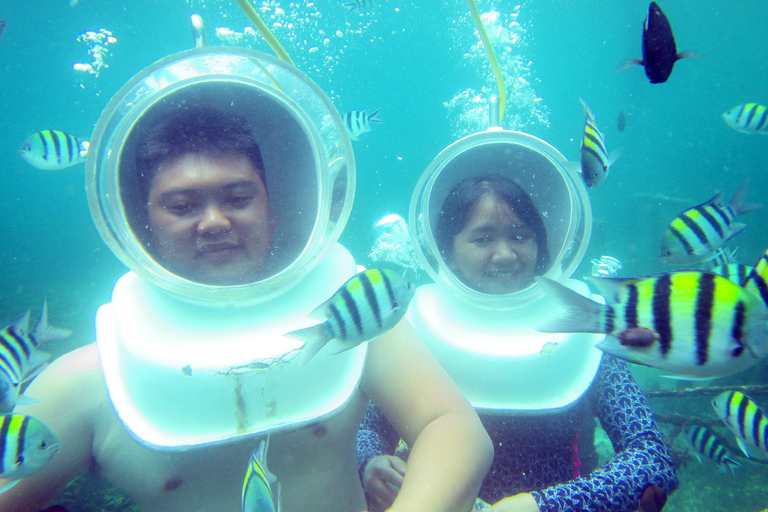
[134,105,267,202]
[435,174,550,274]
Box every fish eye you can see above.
[732,347,744,357]
[40,440,47,448]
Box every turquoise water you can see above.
[1,0,767,510]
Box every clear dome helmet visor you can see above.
[409,130,591,309]
[86,47,354,305]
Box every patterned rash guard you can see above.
[356,355,678,512]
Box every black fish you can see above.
[617,110,626,132]
[616,3,695,83]
[0,20,5,41]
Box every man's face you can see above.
[147,153,275,285]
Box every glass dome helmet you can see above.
[86,47,354,305]
[410,129,591,309]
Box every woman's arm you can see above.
[530,356,678,512]
[361,319,494,512]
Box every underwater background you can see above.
[0,0,767,510]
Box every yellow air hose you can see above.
[467,0,506,122]
[235,0,294,65]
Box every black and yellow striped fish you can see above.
[342,109,381,140]
[722,104,768,134]
[18,130,90,171]
[0,301,71,412]
[578,98,621,188]
[660,179,760,265]
[710,263,753,287]
[537,248,768,378]
[242,437,278,512]
[712,391,768,459]
[287,268,414,365]
[683,424,741,475]
[0,414,60,487]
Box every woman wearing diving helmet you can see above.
[357,133,677,512]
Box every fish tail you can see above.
[367,108,383,123]
[744,248,768,308]
[722,456,742,476]
[535,278,605,333]
[32,299,73,345]
[579,98,595,121]
[285,323,330,366]
[729,177,761,215]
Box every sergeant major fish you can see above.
[616,2,696,84]
[536,248,768,379]
[0,301,72,412]
[576,98,621,188]
[0,414,60,493]
[722,104,768,135]
[683,424,741,475]
[660,179,760,265]
[18,130,90,171]
[242,437,279,512]
[343,109,381,140]
[712,391,768,459]
[286,268,414,365]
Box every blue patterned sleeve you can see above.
[530,356,678,512]
[356,401,401,483]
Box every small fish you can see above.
[617,110,626,132]
[0,301,72,412]
[342,0,373,16]
[577,99,621,188]
[286,269,414,365]
[190,14,207,48]
[18,130,90,171]
[683,424,741,475]
[616,2,696,84]
[0,20,5,41]
[712,391,768,459]
[722,104,768,135]
[536,249,768,379]
[703,247,740,270]
[638,484,667,512]
[709,263,753,287]
[660,179,760,265]
[343,109,381,140]
[0,414,60,492]
[242,437,279,512]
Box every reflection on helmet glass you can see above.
[437,175,549,294]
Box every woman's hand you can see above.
[487,493,539,512]
[362,455,407,511]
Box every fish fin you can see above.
[0,479,19,494]
[723,457,742,476]
[676,50,705,60]
[32,299,73,344]
[728,177,761,215]
[694,453,702,464]
[15,394,41,406]
[579,98,595,121]
[253,436,277,485]
[703,190,724,207]
[613,58,643,73]
[564,160,582,176]
[585,276,636,302]
[21,351,50,382]
[535,277,604,333]
[285,323,329,366]
[10,311,31,338]
[607,147,624,167]
[725,223,747,242]
[367,108,383,123]
[736,438,751,459]
[343,3,357,16]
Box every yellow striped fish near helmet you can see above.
[576,98,621,188]
[722,103,768,134]
[286,268,414,365]
[536,246,768,379]
[0,414,60,492]
[18,130,90,171]
[660,179,760,265]
[242,437,278,512]
[712,391,768,459]
[683,424,741,475]
[342,108,381,140]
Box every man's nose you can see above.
[197,205,231,234]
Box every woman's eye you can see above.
[228,196,252,206]
[167,203,194,213]
[472,237,491,245]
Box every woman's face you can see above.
[449,193,538,294]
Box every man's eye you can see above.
[167,203,194,213]
[228,196,252,206]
